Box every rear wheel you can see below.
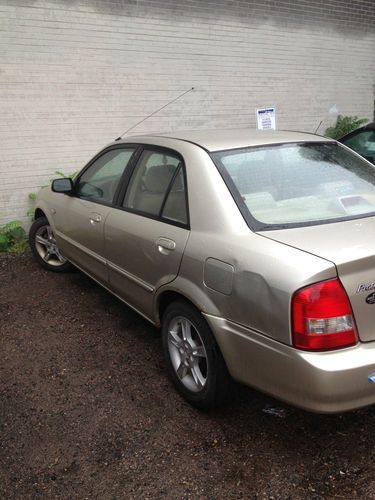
[29,216,73,272]
[161,300,234,409]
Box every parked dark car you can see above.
[339,121,375,164]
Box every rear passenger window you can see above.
[123,150,184,220]
[162,168,188,224]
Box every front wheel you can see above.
[161,300,234,409]
[29,216,73,272]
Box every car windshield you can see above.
[212,142,375,230]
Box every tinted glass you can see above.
[77,148,135,203]
[212,142,375,229]
[162,168,188,224]
[124,150,180,216]
[342,130,375,164]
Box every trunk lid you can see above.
[262,216,375,342]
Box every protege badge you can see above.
[357,282,375,293]
[366,292,375,305]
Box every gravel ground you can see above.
[1,252,375,499]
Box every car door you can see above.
[53,146,138,283]
[104,147,190,319]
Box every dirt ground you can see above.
[1,252,375,499]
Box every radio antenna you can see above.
[314,120,323,134]
[115,87,195,140]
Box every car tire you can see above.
[29,216,73,273]
[161,300,234,410]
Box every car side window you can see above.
[342,131,375,162]
[123,150,183,218]
[77,148,135,204]
[161,168,188,224]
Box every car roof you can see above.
[118,128,332,152]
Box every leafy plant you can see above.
[53,170,77,179]
[27,170,77,221]
[1,170,77,252]
[27,192,38,220]
[324,115,369,140]
[0,220,28,253]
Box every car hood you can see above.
[262,216,375,342]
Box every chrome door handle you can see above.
[90,213,102,224]
[156,237,176,254]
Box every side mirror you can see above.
[52,178,73,194]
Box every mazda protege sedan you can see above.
[29,129,375,413]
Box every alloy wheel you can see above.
[34,225,67,267]
[167,316,208,392]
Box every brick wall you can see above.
[1,0,374,224]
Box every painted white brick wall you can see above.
[0,0,374,224]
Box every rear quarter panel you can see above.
[176,232,336,345]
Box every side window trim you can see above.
[113,146,143,206]
[117,145,190,229]
[73,144,141,207]
[158,164,182,218]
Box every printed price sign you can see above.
[256,107,277,130]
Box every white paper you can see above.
[256,107,277,130]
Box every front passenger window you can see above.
[77,148,135,203]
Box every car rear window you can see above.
[211,142,375,230]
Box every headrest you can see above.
[243,192,276,209]
[143,164,177,193]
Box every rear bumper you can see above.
[204,314,375,413]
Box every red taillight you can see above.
[292,278,358,351]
